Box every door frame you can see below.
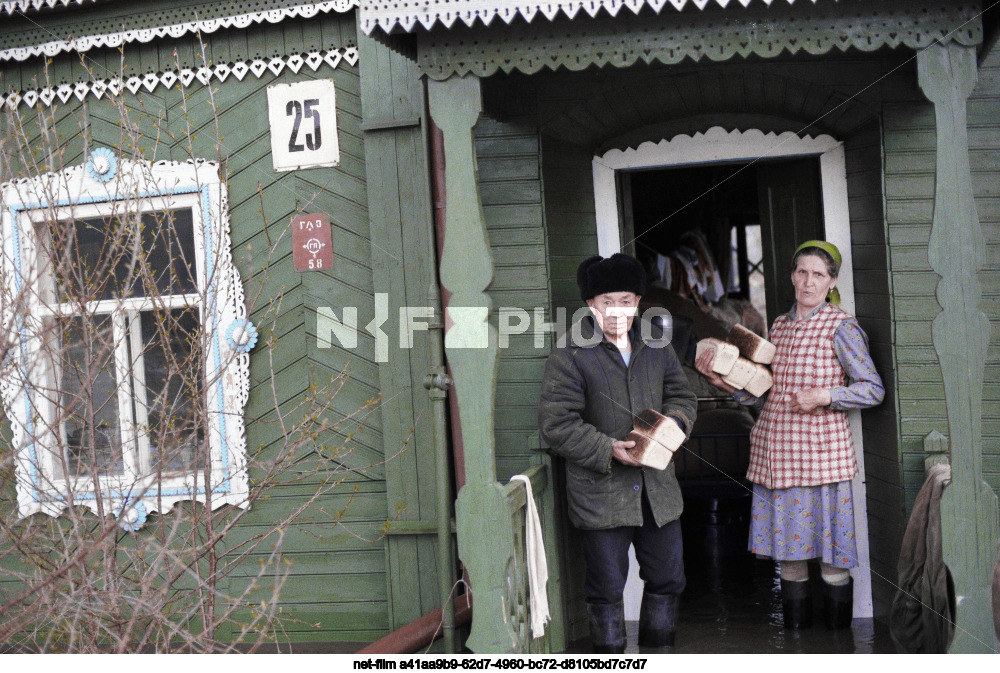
[591,125,873,619]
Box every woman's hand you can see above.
[789,387,832,414]
[612,440,643,466]
[694,347,737,393]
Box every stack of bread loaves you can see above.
[696,324,775,397]
[625,409,686,470]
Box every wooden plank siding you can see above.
[970,48,1000,499]
[0,13,392,646]
[473,116,553,481]
[882,47,1000,515]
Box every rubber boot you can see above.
[586,601,625,654]
[822,577,854,630]
[637,591,678,649]
[780,578,813,630]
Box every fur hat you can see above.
[577,253,646,301]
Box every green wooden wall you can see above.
[972,47,1000,499]
[473,115,551,481]
[357,33,443,632]
[883,46,1000,504]
[1,11,393,647]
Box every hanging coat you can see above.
[889,462,956,653]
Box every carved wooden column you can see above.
[917,42,1000,653]
[427,76,518,653]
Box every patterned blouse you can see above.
[734,302,884,410]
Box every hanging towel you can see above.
[510,474,550,639]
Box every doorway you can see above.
[591,126,873,619]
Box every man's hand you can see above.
[612,439,643,466]
[694,347,737,393]
[789,387,832,414]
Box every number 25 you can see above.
[286,99,321,152]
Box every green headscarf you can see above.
[793,240,841,305]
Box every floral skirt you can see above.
[748,480,858,569]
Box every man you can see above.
[538,253,697,653]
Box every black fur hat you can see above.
[577,253,646,301]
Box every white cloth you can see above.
[510,474,550,638]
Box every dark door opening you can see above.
[621,156,825,593]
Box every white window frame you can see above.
[1,151,253,528]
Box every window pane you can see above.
[60,315,125,477]
[49,209,197,301]
[138,309,205,475]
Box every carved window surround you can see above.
[1,153,254,529]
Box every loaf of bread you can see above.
[695,337,740,376]
[744,362,774,397]
[721,356,757,389]
[625,409,685,470]
[727,323,775,365]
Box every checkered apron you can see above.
[746,304,857,489]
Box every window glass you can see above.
[59,315,125,478]
[50,209,197,301]
[138,308,204,476]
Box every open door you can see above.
[756,157,825,322]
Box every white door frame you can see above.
[592,126,873,620]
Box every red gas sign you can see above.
[291,213,334,271]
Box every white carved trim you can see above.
[361,0,819,34]
[2,0,96,14]
[1,0,359,62]
[415,1,982,79]
[0,153,253,527]
[594,125,874,618]
[1,47,358,111]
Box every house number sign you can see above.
[267,79,340,172]
[291,213,334,271]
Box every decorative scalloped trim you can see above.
[1,47,358,110]
[1,0,359,62]
[361,0,813,34]
[416,2,982,79]
[2,0,97,14]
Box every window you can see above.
[1,151,254,528]
[729,223,767,324]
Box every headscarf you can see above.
[793,240,841,306]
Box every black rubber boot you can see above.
[586,601,626,654]
[822,577,854,630]
[638,592,678,649]
[780,578,813,630]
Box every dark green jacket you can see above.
[538,314,697,530]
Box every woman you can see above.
[695,240,884,630]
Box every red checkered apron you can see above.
[746,304,857,489]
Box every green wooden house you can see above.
[1,0,998,654]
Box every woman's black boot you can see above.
[822,577,854,629]
[586,601,626,653]
[781,578,813,630]
[638,592,679,649]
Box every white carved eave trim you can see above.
[361,0,823,34]
[1,154,253,529]
[1,47,358,110]
[1,0,359,62]
[2,0,96,14]
[416,1,983,79]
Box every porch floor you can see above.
[565,558,897,654]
